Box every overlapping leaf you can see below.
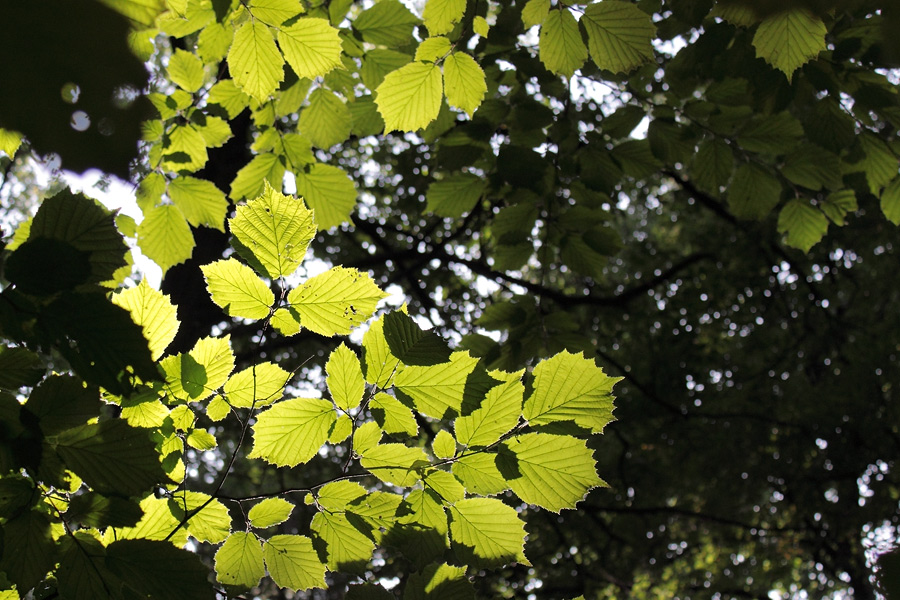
[249,397,336,466]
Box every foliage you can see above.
[1,0,900,598]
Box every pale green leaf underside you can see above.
[111,279,179,361]
[215,531,265,588]
[376,61,442,132]
[201,258,274,319]
[250,397,336,466]
[777,199,829,252]
[582,1,655,74]
[299,88,352,150]
[753,9,826,80]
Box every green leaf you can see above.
[229,182,317,279]
[137,204,195,273]
[317,480,368,510]
[209,79,251,119]
[279,17,342,79]
[161,335,235,402]
[263,534,327,591]
[112,279,179,361]
[881,178,900,225]
[361,49,412,90]
[161,124,208,172]
[228,20,284,100]
[582,1,655,73]
[106,539,216,600]
[363,315,402,388]
[187,428,217,450]
[442,52,487,117]
[353,420,383,454]
[0,475,35,519]
[229,152,286,201]
[168,48,205,92]
[329,413,353,443]
[855,133,899,195]
[354,0,420,47]
[423,0,465,36]
[499,432,604,512]
[248,497,294,528]
[224,362,291,408]
[425,173,485,218]
[415,36,452,62]
[523,350,618,433]
[404,563,474,600]
[109,496,188,545]
[727,163,783,220]
[249,0,305,27]
[168,176,229,231]
[281,132,316,167]
[327,343,365,411]
[299,88,352,150]
[370,392,418,437]
[539,9,587,77]
[24,374,101,436]
[201,258,274,319]
[448,498,528,568]
[53,419,167,497]
[431,430,456,459]
[821,190,858,226]
[294,163,358,230]
[249,397,336,466]
[455,376,522,448]
[66,492,142,528]
[522,0,549,28]
[737,112,804,154]
[473,15,489,37]
[310,511,375,572]
[451,452,509,495]
[199,20,233,62]
[285,266,387,336]
[753,9,826,80]
[0,347,42,392]
[0,127,23,158]
[376,62,443,132]
[395,351,480,419]
[781,144,843,191]
[215,531,266,588]
[168,490,231,543]
[383,311,452,366]
[0,509,56,593]
[360,443,430,486]
[57,532,121,600]
[777,199,829,252]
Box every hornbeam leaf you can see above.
[395,352,480,419]
[383,311,452,366]
[821,189,858,226]
[106,539,216,600]
[279,18,342,79]
[53,419,168,497]
[229,152,286,201]
[249,397,336,466]
[455,376,522,448]
[249,0,305,27]
[473,15,489,37]
[539,9,587,77]
[112,279,179,361]
[109,496,188,545]
[360,49,413,90]
[691,138,734,194]
[0,509,56,594]
[451,452,509,495]
[0,127,22,158]
[363,316,402,388]
[422,0,466,36]
[294,163,357,230]
[248,497,294,528]
[442,52,487,117]
[499,433,604,512]
[168,490,231,543]
[426,173,485,218]
[777,199,828,252]
[375,62,442,132]
[523,350,619,432]
[727,163,782,220]
[168,48,205,92]
[199,21,233,63]
[882,178,900,225]
[370,392,418,437]
[310,511,375,572]
[582,1,655,73]
[215,531,266,588]
[521,0,550,28]
[186,428,217,450]
[432,430,456,460]
[781,144,842,191]
[360,443,430,486]
[229,182,317,279]
[228,20,284,100]
[327,343,365,411]
[57,532,121,600]
[856,133,899,195]
[737,112,804,154]
[424,469,465,504]
[65,491,143,528]
[209,79,252,119]
[168,176,229,231]
[405,563,474,600]
[201,258,274,319]
[329,414,353,443]
[353,421,383,454]
[224,362,291,408]
[24,374,101,436]
[263,535,326,591]
[448,498,528,568]
[317,480,368,511]
[161,335,235,402]
[346,491,405,541]
[285,266,387,336]
[354,0,420,47]
[0,347,42,391]
[415,36,452,63]
[161,124,208,172]
[298,88,352,150]
[753,9,826,80]
[137,204,195,273]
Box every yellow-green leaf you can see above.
[448,498,528,568]
[882,177,900,225]
[201,258,274,320]
[582,1,655,73]
[248,497,294,528]
[752,9,826,80]
[160,335,235,403]
[375,62,442,132]
[415,36,451,62]
[168,176,228,231]
[137,204,194,273]
[249,397,336,466]
[285,266,387,336]
[539,8,587,77]
[354,0,420,47]
[161,124,208,172]
[362,316,401,388]
[0,128,23,158]
[422,0,466,36]
[359,443,430,486]
[224,362,291,408]
[298,88,351,149]
[327,343,365,411]
[455,376,522,448]
[370,392,417,437]
[310,511,375,572]
[521,0,549,28]
[229,152,286,201]
[168,490,231,543]
[215,532,265,588]
[394,351,479,419]
[294,163,357,229]
[278,17,342,79]
[111,279,179,361]
[777,199,829,252]
[249,0,305,27]
[431,430,456,459]
[228,20,284,101]
[473,15,489,37]
[263,535,326,592]
[442,52,486,117]
[167,48,205,93]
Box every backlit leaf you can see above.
[582,1,655,73]
[360,49,412,90]
[327,343,365,411]
[753,9,826,80]
[168,490,231,543]
[404,563,474,600]
[442,52,486,117]
[455,376,522,448]
[376,62,442,132]
[425,173,485,218]
[201,258,273,320]
[370,392,418,437]
[285,266,387,336]
[112,279,179,361]
[539,9,587,77]
[415,36,452,62]
[279,18,342,79]
[821,189,858,226]
[451,452,508,495]
[360,443,430,486]
[161,124,208,172]
[264,534,326,591]
[168,48,205,93]
[228,20,284,101]
[215,531,265,588]
[448,498,528,568]
[229,152,286,201]
[310,511,375,572]
[108,496,187,545]
[168,176,228,231]
[395,351,480,419]
[432,430,456,459]
[727,163,782,220]
[363,315,402,388]
[249,397,336,466]
[299,88,352,150]
[224,362,291,408]
[249,0,305,27]
[294,163,357,230]
[423,0,465,36]
[354,0,420,47]
[137,204,194,273]
[161,335,235,402]
[882,177,900,225]
[106,539,215,600]
[521,0,549,28]
[383,311,452,366]
[777,199,828,252]
[0,509,56,593]
[248,497,294,528]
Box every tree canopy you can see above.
[0,0,899,598]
